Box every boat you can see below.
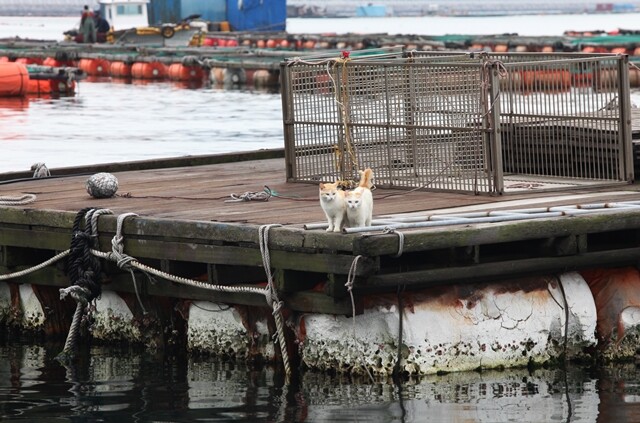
[64,0,204,47]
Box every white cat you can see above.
[319,181,347,232]
[345,168,374,228]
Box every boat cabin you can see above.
[99,0,150,30]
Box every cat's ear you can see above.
[319,183,325,189]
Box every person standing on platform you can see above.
[94,11,110,42]
[80,5,96,43]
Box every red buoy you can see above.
[0,62,29,97]
[78,58,110,76]
[110,61,132,77]
[168,63,204,81]
[131,62,167,79]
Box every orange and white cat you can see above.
[319,181,347,232]
[345,168,374,228]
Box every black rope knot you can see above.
[64,208,105,303]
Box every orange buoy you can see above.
[0,62,29,97]
[202,37,215,47]
[168,63,204,81]
[256,39,266,48]
[541,45,555,53]
[131,62,167,79]
[0,56,10,62]
[226,39,238,47]
[265,39,276,48]
[26,79,51,94]
[110,61,132,77]
[78,58,110,76]
[611,47,627,54]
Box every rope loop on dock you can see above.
[382,227,405,258]
[108,212,148,315]
[0,194,37,206]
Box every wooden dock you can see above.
[3,148,640,316]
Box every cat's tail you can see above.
[358,168,374,189]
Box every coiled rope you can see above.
[0,194,37,206]
[0,162,50,205]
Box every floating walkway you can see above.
[4,149,640,376]
[4,28,640,89]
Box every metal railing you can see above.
[280,51,633,194]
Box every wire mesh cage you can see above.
[280,51,633,194]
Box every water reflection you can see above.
[2,340,640,422]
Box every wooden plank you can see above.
[364,247,640,289]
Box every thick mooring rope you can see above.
[259,224,292,382]
[58,208,112,359]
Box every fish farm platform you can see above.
[2,149,640,317]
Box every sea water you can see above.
[2,14,640,422]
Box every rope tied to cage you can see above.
[329,51,359,179]
[58,207,112,361]
[258,224,291,383]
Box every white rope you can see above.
[224,190,271,202]
[345,255,375,382]
[258,223,292,382]
[382,227,405,258]
[0,249,70,280]
[0,194,37,206]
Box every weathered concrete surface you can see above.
[300,272,597,375]
[91,291,142,343]
[18,284,45,330]
[186,301,273,359]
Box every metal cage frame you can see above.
[280,51,633,195]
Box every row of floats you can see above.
[0,54,280,97]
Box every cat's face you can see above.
[345,191,362,209]
[319,183,340,201]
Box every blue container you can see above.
[226,0,286,31]
[355,4,387,17]
[148,0,285,30]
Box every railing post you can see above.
[617,54,634,182]
[489,62,504,194]
[280,62,296,182]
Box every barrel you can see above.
[78,58,110,76]
[0,62,29,97]
[131,62,167,79]
[110,61,132,78]
[167,63,204,81]
[26,79,51,94]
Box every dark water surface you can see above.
[2,340,640,422]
